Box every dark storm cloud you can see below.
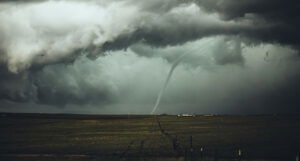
[0,0,300,113]
[195,0,300,47]
[32,61,116,106]
[0,0,299,73]
[0,68,35,102]
[101,0,300,49]
[0,57,117,106]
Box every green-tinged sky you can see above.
[0,0,300,114]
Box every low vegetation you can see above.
[0,113,299,161]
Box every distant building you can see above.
[177,114,195,117]
[203,114,214,117]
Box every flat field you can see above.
[0,113,299,161]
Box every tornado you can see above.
[151,39,214,114]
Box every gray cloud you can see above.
[0,0,299,73]
[1,38,300,114]
[0,0,300,114]
[212,37,244,65]
[0,68,36,102]
[196,0,300,46]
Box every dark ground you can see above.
[0,113,299,161]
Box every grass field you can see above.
[0,113,299,161]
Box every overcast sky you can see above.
[0,0,300,114]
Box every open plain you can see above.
[0,113,299,161]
